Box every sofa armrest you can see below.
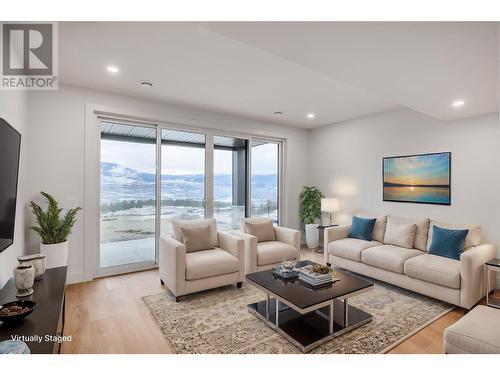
[159,235,186,297]
[324,225,351,263]
[460,244,496,309]
[231,230,258,274]
[274,226,300,250]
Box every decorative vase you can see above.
[17,254,47,280]
[305,223,319,249]
[13,265,35,297]
[40,241,68,269]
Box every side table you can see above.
[484,258,500,309]
[316,224,339,253]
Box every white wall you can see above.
[26,84,309,283]
[0,90,29,288]
[309,108,500,253]
[18,88,500,285]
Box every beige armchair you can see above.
[159,218,244,301]
[232,218,300,274]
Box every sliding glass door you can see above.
[251,140,280,223]
[212,136,248,230]
[98,120,282,275]
[100,122,157,269]
[160,129,206,236]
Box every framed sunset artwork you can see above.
[383,152,451,205]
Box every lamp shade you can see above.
[321,198,340,212]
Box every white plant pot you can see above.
[40,241,68,269]
[305,224,319,249]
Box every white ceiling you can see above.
[59,22,498,129]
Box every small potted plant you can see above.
[30,192,81,269]
[299,186,324,249]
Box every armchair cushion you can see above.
[181,224,214,253]
[185,248,240,280]
[172,218,218,248]
[245,220,276,243]
[257,241,297,266]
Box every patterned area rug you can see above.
[142,277,453,354]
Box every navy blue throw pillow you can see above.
[348,216,376,241]
[428,225,469,261]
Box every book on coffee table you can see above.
[296,265,339,286]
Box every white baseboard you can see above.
[66,270,88,285]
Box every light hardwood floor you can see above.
[62,248,467,354]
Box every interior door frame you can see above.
[84,104,285,282]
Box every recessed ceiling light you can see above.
[307,113,315,119]
[273,111,283,116]
[139,80,153,88]
[106,66,119,74]
[452,100,465,107]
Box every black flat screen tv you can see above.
[0,118,21,252]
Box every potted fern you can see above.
[299,186,324,249]
[30,192,81,269]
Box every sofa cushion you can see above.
[444,306,500,354]
[185,248,239,280]
[427,220,481,251]
[173,218,218,248]
[361,245,423,274]
[245,220,276,243]
[181,224,214,253]
[348,216,376,241]
[404,253,461,289]
[328,238,381,262]
[384,219,416,249]
[356,214,387,243]
[386,216,430,251]
[428,225,469,261]
[257,241,298,266]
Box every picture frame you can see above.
[382,152,451,205]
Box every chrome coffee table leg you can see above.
[344,298,349,327]
[266,293,270,320]
[329,300,334,334]
[275,299,280,327]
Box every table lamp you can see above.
[321,198,340,225]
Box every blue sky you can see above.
[384,153,450,185]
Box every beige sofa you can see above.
[159,218,245,301]
[324,215,496,309]
[232,218,300,274]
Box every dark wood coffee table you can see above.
[245,260,373,352]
